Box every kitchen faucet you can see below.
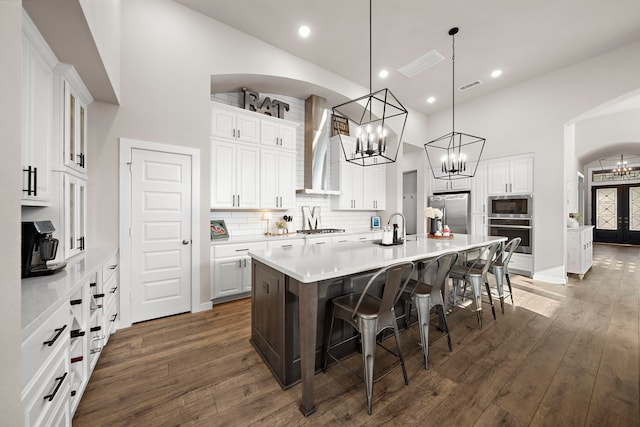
[387,212,406,244]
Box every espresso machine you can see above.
[21,221,67,278]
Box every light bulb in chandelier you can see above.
[441,152,466,174]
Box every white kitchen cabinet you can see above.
[211,139,260,209]
[487,155,534,195]
[63,174,87,259]
[211,103,260,144]
[509,253,533,276]
[212,242,267,301]
[431,176,471,193]
[363,164,386,210]
[331,135,386,211]
[470,163,487,235]
[22,249,118,424]
[261,118,297,151]
[567,226,594,279]
[260,148,296,210]
[21,22,55,206]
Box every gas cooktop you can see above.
[296,228,346,235]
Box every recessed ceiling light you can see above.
[298,25,310,38]
[491,69,502,78]
[427,96,436,104]
[379,69,389,79]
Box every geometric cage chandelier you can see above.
[424,27,485,180]
[331,0,408,167]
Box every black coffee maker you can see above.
[21,221,67,278]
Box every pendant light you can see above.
[599,154,639,176]
[424,27,485,180]
[331,0,408,167]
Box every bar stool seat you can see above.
[323,261,415,415]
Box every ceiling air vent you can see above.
[458,80,482,91]
[398,49,445,78]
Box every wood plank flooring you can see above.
[73,244,640,426]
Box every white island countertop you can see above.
[249,234,506,283]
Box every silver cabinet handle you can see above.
[237,194,240,207]
[237,129,241,139]
[238,259,242,268]
[243,258,247,267]
[233,129,236,138]
[505,183,508,193]
[233,194,236,207]
[279,196,282,207]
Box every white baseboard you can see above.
[195,301,213,312]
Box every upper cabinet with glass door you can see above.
[53,64,93,176]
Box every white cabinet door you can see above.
[487,160,510,195]
[236,144,260,208]
[430,176,470,193]
[22,37,53,206]
[364,165,386,210]
[211,104,260,144]
[211,107,237,140]
[509,157,534,194]
[278,150,297,209]
[487,156,533,195]
[260,149,279,209]
[331,136,365,210]
[211,140,260,209]
[64,174,87,259]
[279,123,297,151]
[241,256,252,292]
[260,149,296,210]
[213,257,243,298]
[211,140,236,208]
[471,163,487,214]
[63,80,88,174]
[236,111,260,144]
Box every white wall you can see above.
[423,41,640,283]
[575,108,640,161]
[86,0,429,305]
[0,1,24,424]
[79,0,121,102]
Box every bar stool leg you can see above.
[413,294,431,370]
[360,319,376,415]
[392,322,409,386]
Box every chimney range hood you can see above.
[296,95,341,195]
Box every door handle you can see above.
[182,240,190,245]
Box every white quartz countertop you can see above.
[21,247,117,339]
[249,234,506,283]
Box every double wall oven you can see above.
[487,194,533,254]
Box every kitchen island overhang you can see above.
[249,234,506,416]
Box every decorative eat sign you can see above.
[243,88,290,119]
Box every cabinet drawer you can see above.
[268,238,305,249]
[102,253,118,284]
[22,344,70,427]
[22,303,70,388]
[103,273,119,310]
[104,295,118,345]
[214,242,267,258]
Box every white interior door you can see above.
[131,149,192,323]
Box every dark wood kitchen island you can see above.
[249,234,505,416]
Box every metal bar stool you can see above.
[470,237,521,313]
[399,251,458,370]
[449,242,501,329]
[322,261,415,415]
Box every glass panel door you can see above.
[592,184,640,245]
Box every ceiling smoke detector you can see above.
[458,80,482,91]
[398,49,445,78]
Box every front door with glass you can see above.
[592,184,640,245]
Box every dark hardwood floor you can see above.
[73,244,640,426]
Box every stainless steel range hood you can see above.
[296,95,341,195]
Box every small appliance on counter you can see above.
[21,221,67,278]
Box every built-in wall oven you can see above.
[488,195,533,254]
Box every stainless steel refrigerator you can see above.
[428,192,471,234]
